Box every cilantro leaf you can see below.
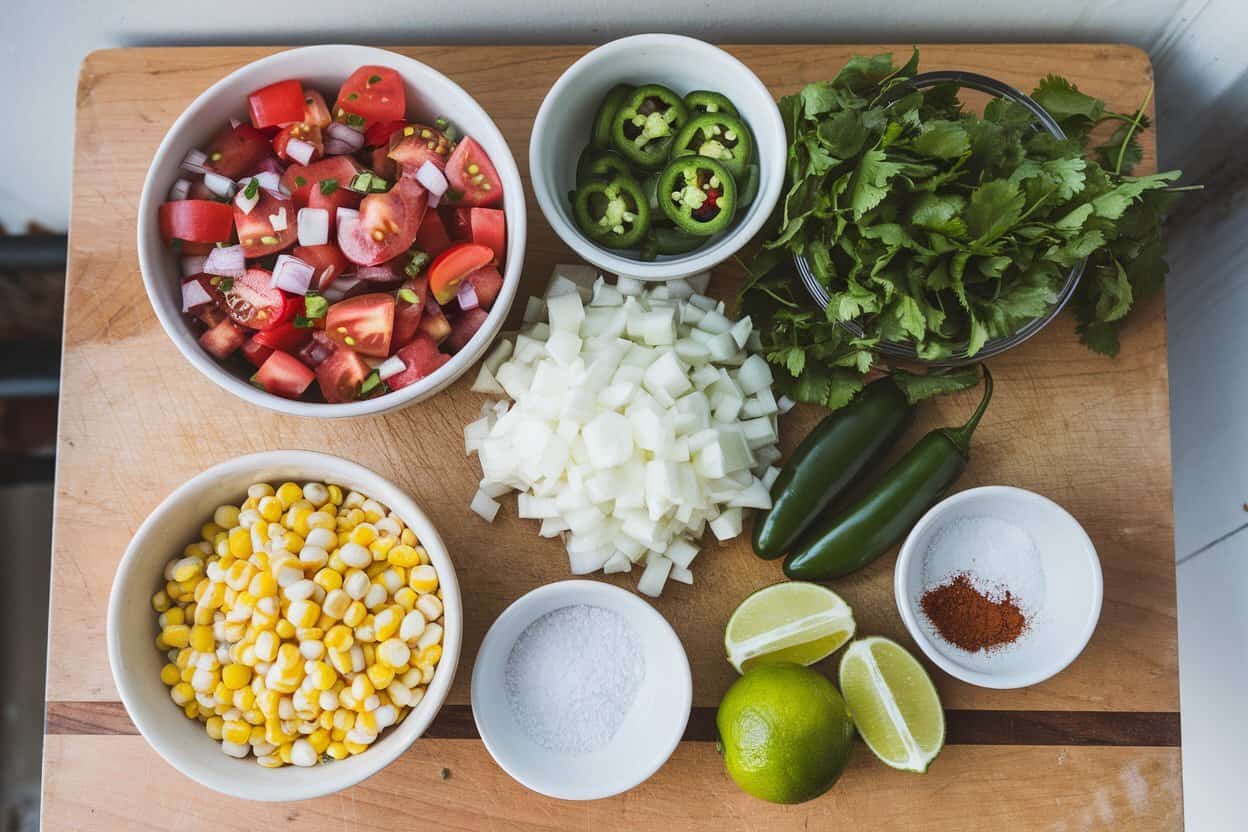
[964,179,1024,242]
[849,148,902,220]
[891,365,982,404]
[911,120,970,159]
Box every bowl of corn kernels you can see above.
[107,450,462,801]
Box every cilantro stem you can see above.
[1113,85,1153,176]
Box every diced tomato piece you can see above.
[194,304,227,328]
[368,145,397,183]
[413,210,453,256]
[204,124,275,180]
[445,138,503,207]
[307,181,362,233]
[182,274,225,311]
[469,207,506,263]
[293,243,350,291]
[324,293,395,358]
[273,123,324,164]
[334,67,405,130]
[316,347,371,403]
[303,90,332,129]
[222,268,285,330]
[241,336,274,368]
[419,303,452,343]
[366,120,407,148]
[297,331,337,368]
[234,190,297,257]
[159,200,234,244]
[444,206,472,240]
[249,80,305,129]
[387,124,454,171]
[386,337,451,390]
[281,156,362,209]
[253,320,311,353]
[392,276,429,349]
[337,176,428,266]
[463,266,504,310]
[253,350,315,398]
[427,242,493,304]
[199,318,247,359]
[446,307,490,353]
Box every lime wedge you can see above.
[724,582,855,674]
[838,636,945,772]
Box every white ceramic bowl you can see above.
[137,45,526,418]
[107,451,463,801]
[894,486,1102,689]
[471,580,691,800]
[529,34,784,280]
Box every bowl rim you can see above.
[794,70,1086,365]
[136,44,526,418]
[893,485,1103,690]
[106,450,463,800]
[529,33,785,281]
[469,579,692,800]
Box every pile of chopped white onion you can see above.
[463,265,790,598]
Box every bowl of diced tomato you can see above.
[138,45,525,416]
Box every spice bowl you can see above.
[893,486,1102,689]
[471,580,692,800]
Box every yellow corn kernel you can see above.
[286,599,321,629]
[322,589,351,620]
[325,484,343,505]
[275,619,296,640]
[265,720,292,747]
[366,664,395,690]
[400,528,417,547]
[304,660,335,691]
[365,561,387,580]
[205,715,225,740]
[343,601,367,628]
[350,675,374,703]
[162,607,186,627]
[356,710,379,734]
[324,624,353,652]
[278,741,295,764]
[159,663,180,686]
[174,647,193,669]
[179,665,196,684]
[276,642,302,668]
[234,689,258,714]
[182,702,200,719]
[161,624,190,648]
[307,728,331,755]
[307,511,336,531]
[361,644,376,666]
[387,545,421,569]
[222,720,251,744]
[393,587,417,611]
[288,507,312,537]
[327,649,353,675]
[276,482,303,508]
[170,682,194,706]
[151,590,172,613]
[254,630,279,663]
[187,625,213,652]
[256,754,284,769]
[326,741,348,760]
[408,564,438,593]
[344,740,368,756]
[228,527,253,558]
[258,496,283,522]
[349,524,377,547]
[201,582,226,611]
[370,536,396,559]
[313,567,342,592]
[374,608,401,641]
[279,531,304,554]
[417,643,442,666]
[200,521,223,542]
[315,613,335,631]
[378,638,412,669]
[222,663,252,690]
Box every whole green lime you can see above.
[716,662,855,804]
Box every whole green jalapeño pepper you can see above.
[590,84,634,150]
[611,84,689,170]
[783,366,994,581]
[573,176,651,249]
[657,156,737,236]
[672,113,754,180]
[683,89,739,117]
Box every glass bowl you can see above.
[794,70,1086,366]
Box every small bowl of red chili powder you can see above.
[894,486,1102,689]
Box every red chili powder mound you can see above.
[919,573,1028,652]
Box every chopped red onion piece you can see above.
[415,161,449,198]
[356,264,398,282]
[203,244,245,278]
[323,139,355,156]
[181,149,207,174]
[253,170,284,195]
[336,207,360,224]
[457,280,480,310]
[180,255,208,276]
[256,156,286,177]
[377,355,407,380]
[182,279,214,312]
[271,254,315,295]
[297,207,330,246]
[427,190,441,209]
[203,171,236,198]
[285,137,316,166]
[326,122,365,152]
[168,178,191,201]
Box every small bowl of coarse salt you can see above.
[894,485,1103,689]
[471,580,692,800]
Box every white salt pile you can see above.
[504,604,645,753]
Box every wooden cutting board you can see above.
[43,44,1181,830]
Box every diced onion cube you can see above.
[297,207,329,246]
[470,490,500,522]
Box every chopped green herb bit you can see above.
[368,74,383,85]
[347,172,372,193]
[404,251,431,277]
[346,113,366,128]
[294,175,307,187]
[218,277,234,292]
[293,314,313,328]
[347,93,359,101]
[319,178,339,196]
[243,178,260,199]
[360,370,383,395]
[444,188,464,203]
[398,288,420,304]
[304,294,329,318]
[434,116,449,131]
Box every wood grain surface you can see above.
[45,44,1180,829]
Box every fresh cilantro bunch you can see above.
[740,50,1188,410]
